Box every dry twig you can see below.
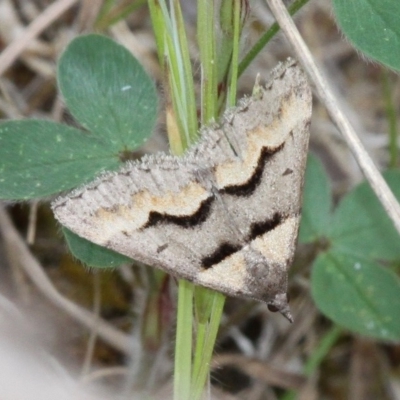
[266,0,400,235]
[0,206,131,355]
[0,0,79,77]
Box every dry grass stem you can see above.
[266,0,400,235]
[0,206,131,355]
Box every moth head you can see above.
[267,293,293,323]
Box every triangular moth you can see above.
[52,59,312,321]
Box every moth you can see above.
[52,59,312,321]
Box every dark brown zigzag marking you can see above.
[142,195,214,229]
[249,212,282,239]
[201,212,284,269]
[139,143,285,230]
[220,143,285,197]
[202,243,242,269]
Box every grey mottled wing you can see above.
[51,59,312,316]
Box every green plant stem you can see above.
[238,0,310,77]
[96,0,114,24]
[148,0,249,397]
[198,0,218,123]
[303,325,342,376]
[165,0,197,147]
[147,0,166,69]
[171,0,199,144]
[191,291,225,400]
[381,69,399,168]
[227,0,242,107]
[174,279,194,400]
[148,2,198,398]
[281,325,342,400]
[187,1,239,397]
[95,0,147,29]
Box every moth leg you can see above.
[220,118,244,160]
